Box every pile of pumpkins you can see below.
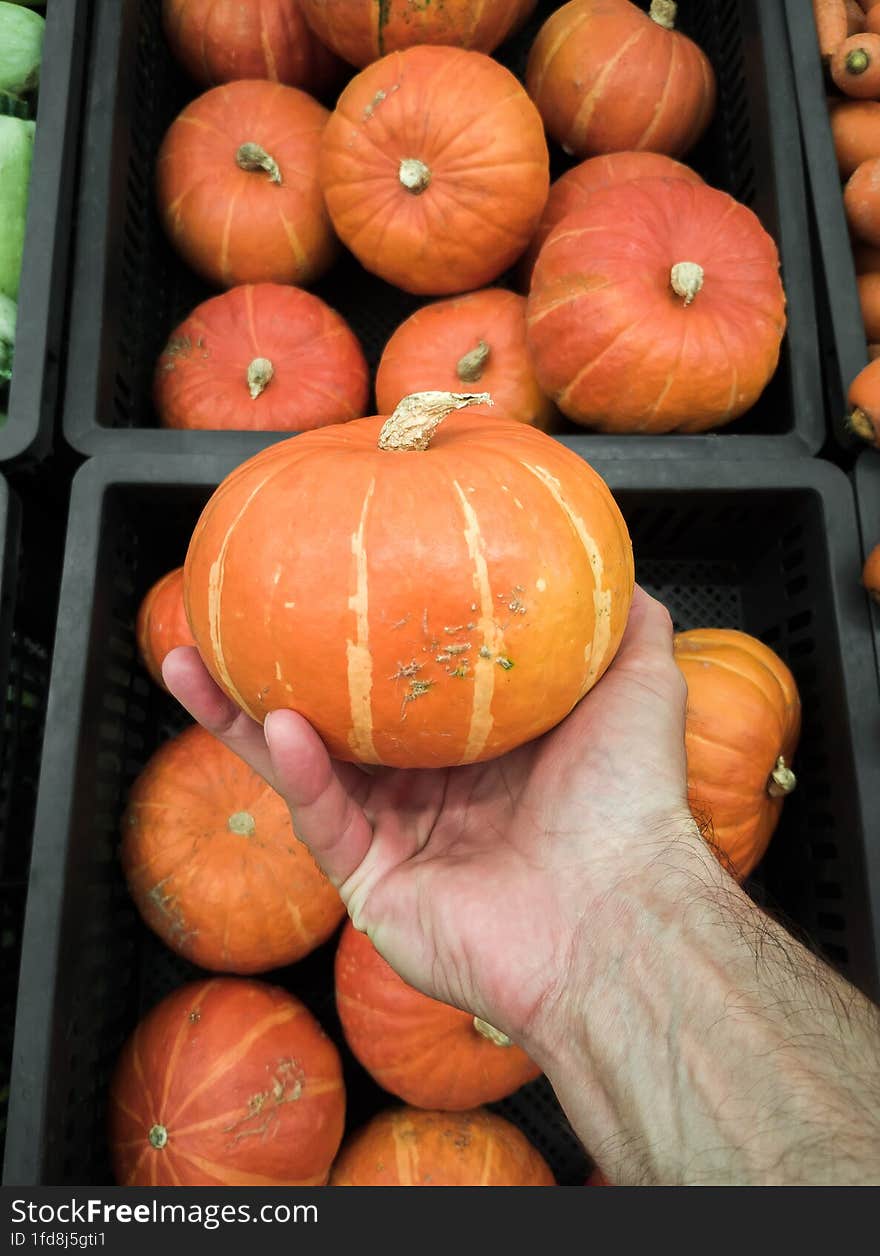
[106,0,805,1187]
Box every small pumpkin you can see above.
[847,356,880,443]
[674,629,801,882]
[518,150,703,290]
[526,0,716,160]
[527,177,786,433]
[813,0,850,60]
[329,1107,555,1185]
[135,567,195,688]
[831,32,880,95]
[319,46,549,295]
[154,284,369,431]
[156,80,336,289]
[375,289,553,429]
[121,724,345,973]
[830,101,880,179]
[184,391,634,769]
[161,0,344,96]
[297,0,532,68]
[335,920,541,1109]
[109,979,345,1185]
[859,272,880,341]
[846,158,880,248]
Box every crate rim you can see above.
[59,0,825,460]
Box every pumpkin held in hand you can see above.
[298,0,535,68]
[674,629,801,882]
[109,979,345,1185]
[154,284,369,431]
[526,0,716,161]
[161,0,344,96]
[156,81,336,289]
[527,178,787,433]
[184,391,634,768]
[375,289,554,429]
[121,725,344,973]
[329,1107,555,1185]
[335,921,541,1109]
[319,47,549,295]
[136,567,195,689]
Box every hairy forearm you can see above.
[531,829,880,1185]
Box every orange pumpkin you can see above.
[863,543,880,601]
[109,979,345,1185]
[335,921,541,1109]
[845,157,880,248]
[518,150,703,289]
[330,1107,555,1185]
[184,391,634,768]
[526,0,716,160]
[154,284,369,432]
[375,290,554,429]
[121,724,345,973]
[527,177,786,433]
[297,0,533,68]
[674,629,801,882]
[848,356,880,443]
[161,0,344,96]
[319,46,549,295]
[156,81,336,290]
[136,567,195,689]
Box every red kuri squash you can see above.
[156,81,336,289]
[674,629,801,882]
[319,47,550,295]
[154,284,369,431]
[136,567,195,689]
[121,724,345,973]
[161,0,344,96]
[109,979,345,1185]
[184,391,634,768]
[329,1107,555,1185]
[527,177,787,433]
[375,289,554,429]
[526,0,716,160]
[335,921,541,1109]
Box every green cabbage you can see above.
[0,293,16,382]
[0,115,35,300]
[0,2,44,96]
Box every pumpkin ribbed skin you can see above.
[330,1107,555,1185]
[136,567,195,689]
[156,81,336,289]
[154,284,369,432]
[335,921,541,1109]
[109,979,346,1186]
[846,158,880,248]
[526,0,716,161]
[161,0,344,95]
[674,629,801,882]
[121,725,345,973]
[518,151,703,289]
[298,0,535,68]
[527,177,787,433]
[319,47,550,296]
[848,357,880,444]
[183,401,634,768]
[375,290,554,429]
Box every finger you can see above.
[162,646,274,783]
[617,584,675,664]
[263,708,376,889]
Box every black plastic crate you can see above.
[784,0,869,456]
[0,474,61,1166]
[0,0,91,467]
[853,454,880,693]
[62,0,822,460]
[4,453,878,1188]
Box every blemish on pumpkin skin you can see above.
[222,1059,305,1147]
[390,615,411,630]
[401,678,434,718]
[188,1009,201,1024]
[391,659,422,680]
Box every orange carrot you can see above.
[830,100,880,176]
[848,357,880,443]
[845,157,880,246]
[814,0,850,60]
[831,32,880,95]
[848,0,866,31]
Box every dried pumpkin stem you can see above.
[848,407,877,445]
[399,157,431,195]
[670,261,704,306]
[456,340,491,383]
[228,810,256,836]
[236,142,282,184]
[650,0,677,29]
[767,756,796,798]
[473,1017,512,1047]
[247,357,274,399]
[148,1124,168,1150]
[846,48,871,75]
[378,390,492,452]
